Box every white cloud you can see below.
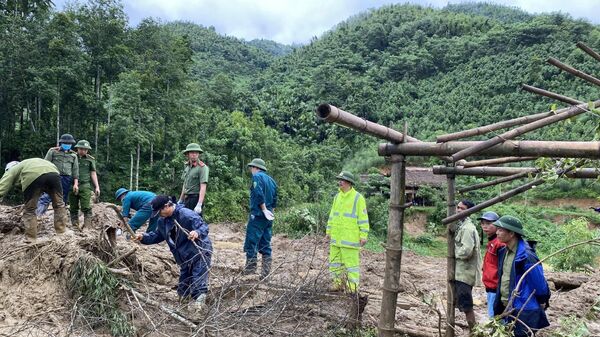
[54,0,599,44]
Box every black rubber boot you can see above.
[260,255,272,280]
[242,258,257,275]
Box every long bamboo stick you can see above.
[521,84,584,105]
[380,140,600,159]
[442,179,545,225]
[462,157,537,168]
[548,57,600,87]
[445,171,456,337]
[378,155,407,337]
[433,166,600,179]
[436,110,563,143]
[316,104,417,143]
[458,172,530,194]
[449,99,600,162]
[577,42,600,63]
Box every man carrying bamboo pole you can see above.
[453,200,481,331]
[326,171,369,293]
[493,216,550,337]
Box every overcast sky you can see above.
[54,0,600,44]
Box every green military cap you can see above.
[183,143,203,154]
[59,133,76,144]
[494,215,525,236]
[74,139,92,150]
[247,158,267,171]
[336,171,356,185]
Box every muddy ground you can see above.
[0,203,598,337]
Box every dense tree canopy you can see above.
[1,1,599,221]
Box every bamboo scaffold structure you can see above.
[316,41,600,337]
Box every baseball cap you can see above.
[477,211,499,222]
[150,195,171,218]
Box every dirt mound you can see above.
[0,203,598,336]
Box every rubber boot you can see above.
[23,213,38,243]
[53,207,68,234]
[71,214,80,231]
[242,258,257,275]
[83,211,92,230]
[260,255,272,280]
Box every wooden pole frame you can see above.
[445,170,457,337]
[315,41,600,337]
[378,155,408,336]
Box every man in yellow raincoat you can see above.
[326,171,369,292]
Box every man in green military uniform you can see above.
[179,143,209,215]
[37,133,79,216]
[0,159,69,242]
[70,140,100,230]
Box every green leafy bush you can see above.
[549,218,599,272]
[68,255,135,337]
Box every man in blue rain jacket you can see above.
[135,195,212,311]
[493,215,550,337]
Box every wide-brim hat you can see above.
[59,133,76,144]
[183,143,203,154]
[494,215,525,236]
[74,140,92,150]
[336,171,356,185]
[115,188,129,200]
[247,158,267,171]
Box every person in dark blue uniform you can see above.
[243,158,278,279]
[135,195,212,311]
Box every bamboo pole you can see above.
[577,42,600,63]
[442,179,545,225]
[445,171,456,337]
[316,104,418,143]
[449,100,600,162]
[462,157,537,168]
[433,166,600,179]
[436,110,560,143]
[458,172,530,194]
[521,84,584,105]
[378,155,407,337]
[380,140,600,159]
[547,57,600,87]
[434,166,538,177]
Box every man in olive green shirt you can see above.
[69,140,100,230]
[37,133,79,216]
[452,200,481,331]
[0,159,69,242]
[179,143,209,215]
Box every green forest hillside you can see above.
[1,1,600,222]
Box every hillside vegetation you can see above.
[1,1,600,223]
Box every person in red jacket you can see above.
[479,211,504,318]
